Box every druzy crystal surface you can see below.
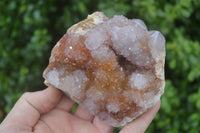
[43,12,166,127]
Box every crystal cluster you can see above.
[43,12,166,127]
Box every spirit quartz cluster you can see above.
[43,12,166,127]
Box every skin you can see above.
[0,87,160,133]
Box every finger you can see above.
[74,105,94,122]
[33,120,54,133]
[39,109,72,133]
[1,87,62,130]
[93,116,114,133]
[39,109,98,133]
[120,100,161,133]
[55,95,75,112]
[24,87,62,114]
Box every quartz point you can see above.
[43,12,166,127]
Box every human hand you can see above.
[0,87,160,133]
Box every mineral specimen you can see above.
[43,12,166,127]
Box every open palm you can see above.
[0,87,160,133]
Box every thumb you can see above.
[120,100,161,133]
[0,87,62,131]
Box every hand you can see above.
[0,87,160,133]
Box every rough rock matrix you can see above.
[43,12,166,127]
